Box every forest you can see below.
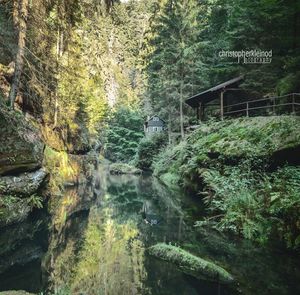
[0,0,300,294]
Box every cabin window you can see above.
[153,117,159,121]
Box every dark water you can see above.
[0,166,300,294]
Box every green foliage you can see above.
[43,146,80,195]
[104,107,144,163]
[153,117,300,249]
[109,163,142,175]
[196,165,300,249]
[159,172,181,188]
[0,194,20,210]
[56,30,109,139]
[145,0,208,132]
[2,0,153,153]
[276,72,300,95]
[0,193,43,211]
[154,116,300,179]
[27,194,43,210]
[198,167,268,241]
[145,0,300,121]
[0,194,40,226]
[50,288,71,295]
[136,133,168,170]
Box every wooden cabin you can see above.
[185,76,244,121]
[144,115,166,137]
[185,76,300,120]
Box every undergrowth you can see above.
[152,116,300,249]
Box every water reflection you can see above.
[0,166,300,295]
[0,212,48,293]
[43,167,204,295]
[44,168,300,295]
[71,209,147,295]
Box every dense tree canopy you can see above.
[1,0,299,147]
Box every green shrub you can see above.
[196,165,300,249]
[109,162,142,175]
[27,194,43,209]
[152,117,300,249]
[135,133,168,170]
[104,107,144,163]
[276,71,300,95]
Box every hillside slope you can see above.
[153,116,300,249]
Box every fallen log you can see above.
[148,243,234,284]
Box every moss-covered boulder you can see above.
[0,196,31,228]
[0,291,35,295]
[0,106,44,175]
[0,168,47,196]
[109,163,142,175]
[148,243,234,284]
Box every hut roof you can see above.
[185,76,244,108]
[145,115,166,124]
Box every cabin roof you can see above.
[145,115,166,124]
[185,76,244,108]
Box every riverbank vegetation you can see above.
[153,116,300,249]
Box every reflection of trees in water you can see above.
[103,174,189,246]
[103,174,187,245]
[43,210,90,293]
[71,208,147,295]
[44,176,102,293]
[44,172,148,295]
[43,171,198,294]
[43,170,300,295]
[49,169,102,233]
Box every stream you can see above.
[0,165,300,294]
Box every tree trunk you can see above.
[9,0,29,110]
[180,75,185,140]
[168,112,172,144]
[53,25,63,128]
[293,0,299,49]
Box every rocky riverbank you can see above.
[0,106,47,227]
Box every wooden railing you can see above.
[223,93,300,118]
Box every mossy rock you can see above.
[40,121,91,154]
[109,163,142,175]
[0,168,47,196]
[0,106,44,175]
[154,116,300,179]
[148,243,234,284]
[0,196,31,228]
[0,291,35,295]
[159,172,181,188]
